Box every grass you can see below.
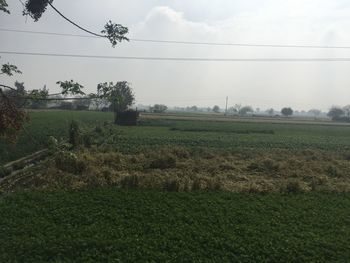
[0,188,349,262]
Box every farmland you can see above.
[1,110,350,193]
[1,110,350,261]
[2,110,350,164]
[0,189,349,262]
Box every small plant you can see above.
[69,120,81,149]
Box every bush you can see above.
[69,121,81,149]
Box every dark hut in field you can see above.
[116,110,139,126]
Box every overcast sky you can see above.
[1,0,350,111]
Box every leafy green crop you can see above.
[0,189,349,262]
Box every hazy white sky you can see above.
[1,0,350,111]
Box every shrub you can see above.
[69,121,81,149]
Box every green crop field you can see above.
[0,188,349,262]
[1,110,350,261]
[2,110,350,165]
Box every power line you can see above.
[1,50,350,62]
[2,28,350,50]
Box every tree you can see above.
[190,106,198,112]
[212,105,220,113]
[327,107,344,119]
[266,108,274,116]
[281,107,293,117]
[343,105,350,117]
[0,0,10,14]
[28,85,49,109]
[239,106,254,116]
[308,109,321,119]
[228,106,238,114]
[0,65,28,142]
[97,82,135,123]
[151,104,168,113]
[0,0,129,141]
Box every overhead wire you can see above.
[2,28,350,49]
[2,51,350,62]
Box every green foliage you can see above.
[68,120,81,149]
[0,189,350,262]
[212,105,220,113]
[1,63,22,76]
[56,80,85,96]
[27,85,49,109]
[97,81,134,112]
[0,0,10,14]
[151,104,168,113]
[239,105,254,115]
[55,151,85,174]
[328,106,345,119]
[281,107,294,117]
[23,0,53,21]
[101,20,129,47]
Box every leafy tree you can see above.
[281,107,293,117]
[228,106,238,114]
[343,105,350,117]
[28,85,49,109]
[0,0,129,140]
[239,106,254,116]
[2,81,27,107]
[190,106,198,112]
[97,82,135,123]
[57,80,85,96]
[266,108,274,116]
[151,104,168,113]
[0,0,9,14]
[1,63,22,76]
[0,64,28,142]
[212,105,220,113]
[328,107,344,119]
[308,109,321,119]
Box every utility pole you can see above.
[225,96,228,115]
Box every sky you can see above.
[1,0,350,111]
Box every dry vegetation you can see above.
[2,146,350,193]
